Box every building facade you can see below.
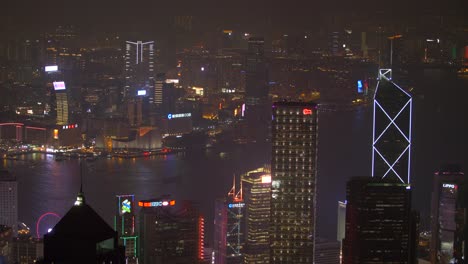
[242,168,271,264]
[213,176,245,264]
[124,41,155,101]
[342,177,416,264]
[430,165,467,263]
[139,198,204,264]
[0,170,17,235]
[270,101,318,264]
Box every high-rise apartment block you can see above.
[430,165,467,263]
[270,101,318,264]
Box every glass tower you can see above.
[372,69,412,183]
[271,101,318,264]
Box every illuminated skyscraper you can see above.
[139,197,204,264]
[270,101,318,264]
[242,167,271,264]
[372,69,412,183]
[0,170,17,235]
[53,81,69,125]
[124,41,155,100]
[430,165,467,263]
[115,195,138,263]
[342,177,417,264]
[213,176,245,264]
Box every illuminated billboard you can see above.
[45,65,58,72]
[138,199,176,208]
[137,90,146,96]
[53,82,66,91]
[357,80,363,93]
[166,79,179,84]
[228,203,245,208]
[167,113,191,120]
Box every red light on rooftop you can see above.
[303,109,312,115]
[170,200,176,206]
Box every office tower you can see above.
[314,238,341,264]
[270,101,318,264]
[115,195,138,263]
[124,41,155,100]
[342,177,416,264]
[336,201,346,244]
[127,96,144,127]
[242,167,271,264]
[430,165,467,263]
[245,37,269,141]
[53,81,69,125]
[0,170,17,235]
[337,200,346,262]
[152,73,165,112]
[44,188,124,263]
[213,177,245,264]
[372,69,412,183]
[139,197,204,264]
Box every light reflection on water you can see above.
[5,146,269,238]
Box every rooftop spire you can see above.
[75,161,85,206]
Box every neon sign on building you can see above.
[138,200,176,207]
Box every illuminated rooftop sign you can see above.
[53,81,66,90]
[138,200,176,208]
[62,124,78,130]
[228,203,245,208]
[166,79,179,84]
[121,199,131,214]
[443,183,456,189]
[45,65,58,72]
[303,109,312,115]
[167,113,191,120]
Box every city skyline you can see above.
[0,5,467,263]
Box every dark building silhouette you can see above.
[270,101,318,264]
[430,164,467,263]
[342,177,417,264]
[139,197,205,264]
[245,37,269,141]
[43,189,124,264]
